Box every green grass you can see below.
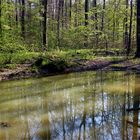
[0,52,40,67]
[0,49,132,69]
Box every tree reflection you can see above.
[125,74,140,140]
[132,74,140,140]
[1,72,140,140]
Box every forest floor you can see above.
[0,58,140,81]
[0,49,140,81]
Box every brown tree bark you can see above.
[0,0,2,36]
[127,0,133,56]
[124,0,128,52]
[84,0,89,47]
[21,0,25,39]
[135,0,140,57]
[101,0,105,31]
[42,0,48,49]
[15,0,18,27]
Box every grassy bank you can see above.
[0,49,139,81]
[0,48,125,68]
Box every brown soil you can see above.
[0,59,140,81]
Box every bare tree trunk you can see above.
[42,0,48,49]
[27,2,31,30]
[93,0,98,47]
[135,0,140,57]
[101,0,105,31]
[69,0,72,26]
[127,0,133,56]
[85,0,88,26]
[61,0,64,29]
[64,0,68,29]
[74,0,78,27]
[0,0,2,36]
[84,0,89,47]
[124,0,128,53]
[21,0,25,39]
[57,0,61,48]
[112,0,116,43]
[15,0,18,27]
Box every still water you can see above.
[0,71,140,140]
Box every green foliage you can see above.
[42,59,68,72]
[0,52,39,67]
[33,55,70,72]
[0,0,137,69]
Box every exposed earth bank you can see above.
[0,59,140,81]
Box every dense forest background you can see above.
[0,0,136,55]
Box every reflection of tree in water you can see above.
[124,74,140,140]
[1,72,140,140]
[35,72,134,140]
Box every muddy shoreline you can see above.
[0,59,140,81]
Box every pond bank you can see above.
[0,59,140,81]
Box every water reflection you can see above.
[0,72,140,140]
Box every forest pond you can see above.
[0,71,140,140]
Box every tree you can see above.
[69,0,72,25]
[127,0,133,56]
[124,0,128,50]
[57,0,62,48]
[135,0,140,57]
[21,0,25,39]
[93,0,98,47]
[101,0,105,31]
[84,0,89,47]
[0,0,2,36]
[85,0,88,26]
[42,0,48,49]
[15,0,18,27]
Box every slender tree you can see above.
[57,0,61,48]
[127,0,133,56]
[93,0,98,47]
[0,0,2,36]
[64,0,68,28]
[15,0,18,26]
[101,0,105,31]
[135,0,140,57]
[124,0,128,50]
[69,0,72,26]
[42,0,48,49]
[84,0,89,47]
[85,0,88,26]
[21,0,25,38]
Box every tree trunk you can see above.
[57,0,61,48]
[124,0,128,53]
[27,2,31,30]
[0,0,2,36]
[21,0,25,39]
[42,0,48,49]
[127,0,133,56]
[64,0,68,29]
[15,0,18,27]
[135,0,140,57]
[101,0,105,31]
[69,0,72,26]
[84,0,89,47]
[93,0,98,47]
[61,0,64,28]
[85,0,88,26]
